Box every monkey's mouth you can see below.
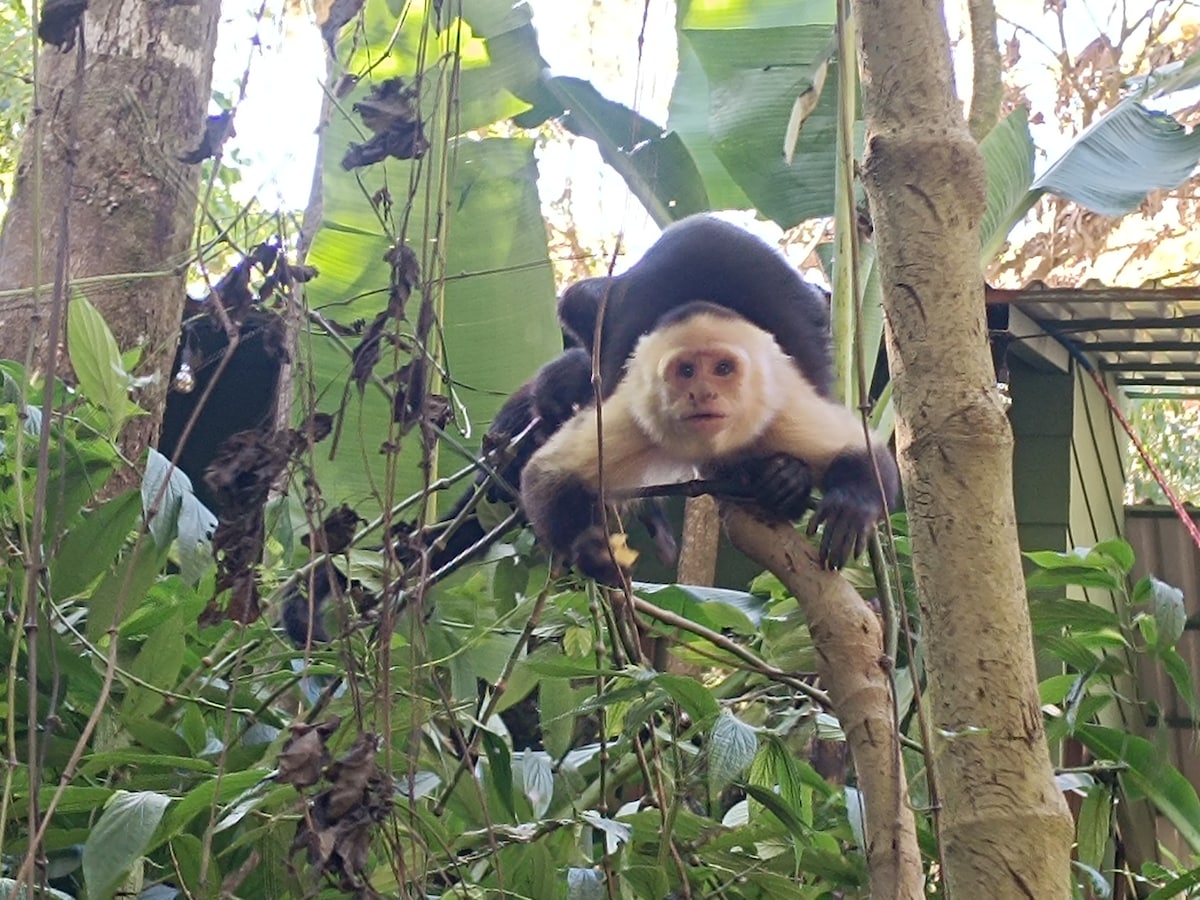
[683,412,728,431]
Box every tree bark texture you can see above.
[851,0,1074,895]
[0,0,222,462]
[724,509,924,898]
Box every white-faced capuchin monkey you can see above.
[520,301,898,585]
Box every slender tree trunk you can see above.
[851,0,1074,894]
[0,0,222,465]
[724,510,924,897]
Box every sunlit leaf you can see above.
[1035,100,1200,217]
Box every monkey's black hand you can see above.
[570,525,627,586]
[807,451,892,569]
[717,454,813,520]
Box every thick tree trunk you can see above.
[0,0,222,464]
[851,0,1074,894]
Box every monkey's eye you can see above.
[713,359,736,377]
[676,361,696,379]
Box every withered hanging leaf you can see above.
[289,263,319,283]
[425,394,452,430]
[342,125,428,169]
[341,78,429,169]
[385,242,420,294]
[203,430,297,626]
[38,0,87,50]
[350,313,389,391]
[390,359,427,430]
[319,0,364,50]
[301,412,335,444]
[332,72,359,99]
[277,717,342,789]
[370,186,392,214]
[291,733,392,891]
[353,78,419,134]
[178,111,236,164]
[257,312,290,364]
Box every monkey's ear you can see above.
[558,278,610,349]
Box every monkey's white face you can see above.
[648,342,764,460]
[625,310,783,463]
[661,347,743,434]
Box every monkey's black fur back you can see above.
[558,215,833,398]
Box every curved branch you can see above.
[721,506,924,899]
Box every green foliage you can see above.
[1024,539,1200,892]
[1125,398,1200,505]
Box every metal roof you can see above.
[986,285,1200,390]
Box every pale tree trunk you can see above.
[852,0,1075,894]
[0,0,222,466]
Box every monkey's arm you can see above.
[754,370,899,569]
[522,390,670,584]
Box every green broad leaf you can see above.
[166,833,205,899]
[1089,539,1135,573]
[524,655,611,678]
[979,107,1037,262]
[65,292,143,435]
[708,710,758,794]
[123,615,187,719]
[535,674,581,760]
[1076,783,1113,873]
[1034,100,1200,218]
[1145,576,1186,648]
[86,538,168,643]
[44,448,117,544]
[567,866,607,900]
[517,750,553,818]
[50,489,140,598]
[667,34,753,210]
[621,865,670,900]
[749,733,829,819]
[1038,635,1103,673]
[740,782,809,839]
[481,729,515,819]
[656,672,721,725]
[1038,673,1080,705]
[81,790,171,900]
[8,785,112,821]
[674,1,842,227]
[537,74,709,225]
[638,582,765,630]
[121,714,195,758]
[1076,724,1200,853]
[1024,546,1111,571]
[303,135,560,521]
[1146,867,1200,900]
[1026,568,1121,592]
[579,810,632,851]
[159,769,272,841]
[1028,600,1121,635]
[1157,646,1199,716]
